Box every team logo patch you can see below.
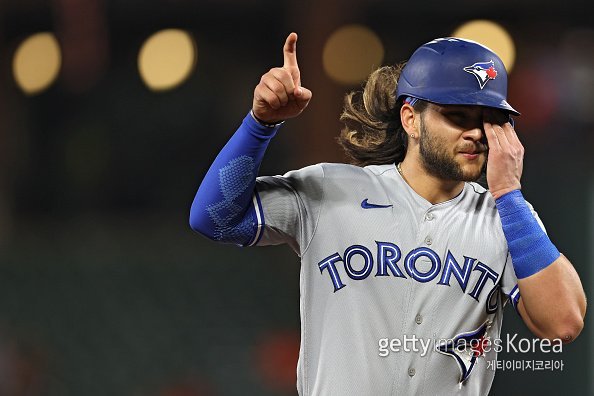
[437,320,492,383]
[463,60,498,89]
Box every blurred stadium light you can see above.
[323,24,384,85]
[138,29,197,92]
[12,32,61,95]
[452,20,516,72]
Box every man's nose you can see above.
[463,125,484,142]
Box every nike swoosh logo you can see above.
[361,199,393,209]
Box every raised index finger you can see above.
[283,32,299,68]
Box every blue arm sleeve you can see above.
[495,190,561,279]
[189,111,282,245]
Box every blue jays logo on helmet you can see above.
[463,60,498,89]
[395,37,520,115]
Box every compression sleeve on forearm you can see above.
[189,111,281,246]
[495,190,561,279]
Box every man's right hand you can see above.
[252,32,313,124]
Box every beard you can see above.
[418,119,487,182]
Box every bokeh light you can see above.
[452,20,516,72]
[12,32,62,95]
[323,24,384,85]
[138,29,197,91]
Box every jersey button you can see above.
[425,213,434,221]
[408,368,416,377]
[415,314,423,324]
[425,236,432,245]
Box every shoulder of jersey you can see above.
[318,162,395,177]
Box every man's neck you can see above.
[398,158,465,205]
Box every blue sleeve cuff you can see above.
[495,190,560,279]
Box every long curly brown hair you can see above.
[337,63,428,166]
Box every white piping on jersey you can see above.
[248,192,264,246]
[508,284,521,312]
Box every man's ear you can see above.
[400,103,417,136]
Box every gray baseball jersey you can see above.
[249,162,539,395]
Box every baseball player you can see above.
[189,33,586,395]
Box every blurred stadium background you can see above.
[0,0,592,395]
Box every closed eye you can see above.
[443,111,478,128]
[430,104,482,129]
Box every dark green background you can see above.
[0,1,591,395]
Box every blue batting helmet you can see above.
[396,37,519,115]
